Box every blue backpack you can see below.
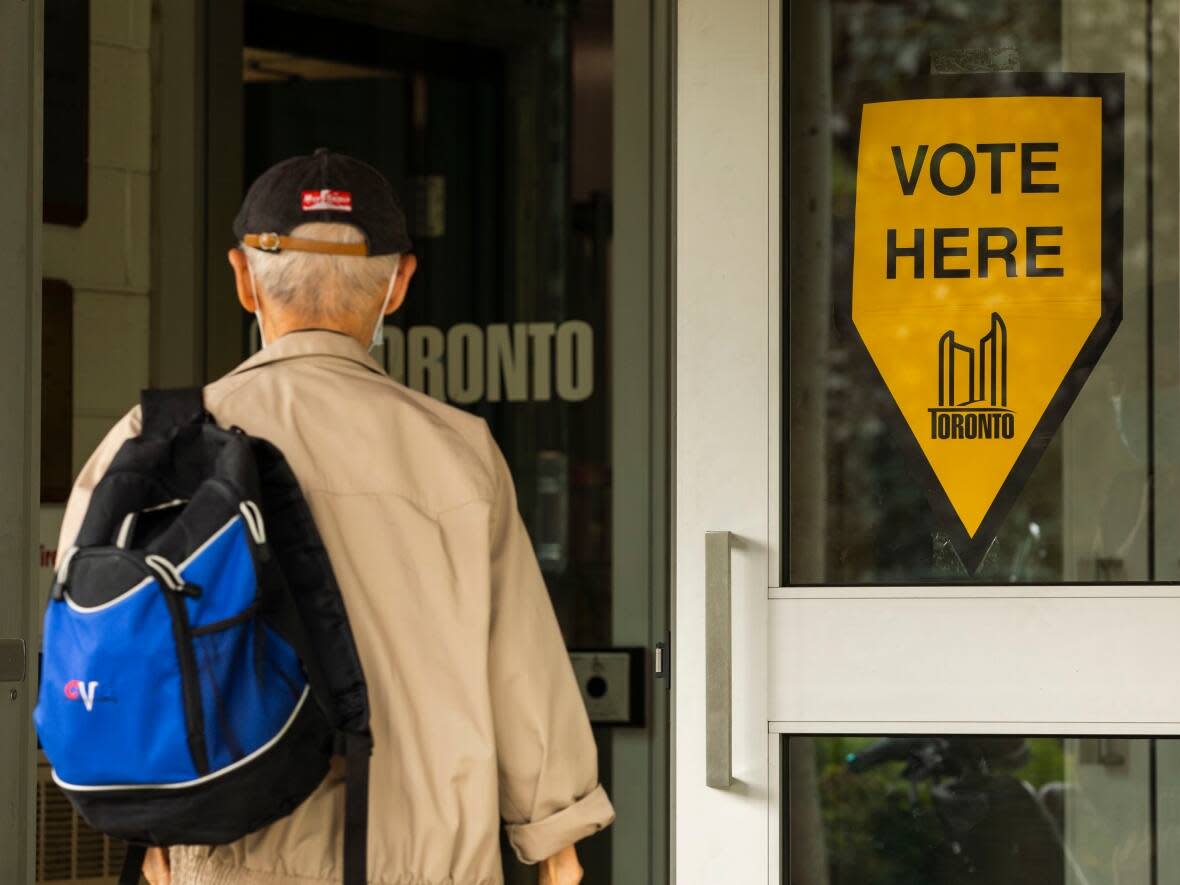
[34,389,373,885]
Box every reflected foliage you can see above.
[804,737,1065,885]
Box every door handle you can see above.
[705,531,732,788]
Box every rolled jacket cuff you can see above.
[505,784,616,864]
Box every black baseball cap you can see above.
[233,148,412,256]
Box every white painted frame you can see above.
[768,586,1180,733]
[674,0,777,880]
[675,0,1180,883]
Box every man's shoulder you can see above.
[379,376,491,448]
[205,364,499,511]
[367,377,500,486]
[210,364,489,449]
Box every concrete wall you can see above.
[43,0,153,477]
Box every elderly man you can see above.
[59,150,613,885]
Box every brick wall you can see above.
[42,0,153,476]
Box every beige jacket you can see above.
[58,330,614,885]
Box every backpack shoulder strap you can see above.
[118,844,147,885]
[140,388,205,438]
[342,732,373,885]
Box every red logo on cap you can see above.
[301,189,353,212]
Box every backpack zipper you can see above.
[161,585,211,775]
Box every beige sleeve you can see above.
[484,430,615,864]
[56,407,142,560]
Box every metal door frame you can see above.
[0,0,43,879]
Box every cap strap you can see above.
[243,233,369,256]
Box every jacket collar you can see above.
[228,329,387,378]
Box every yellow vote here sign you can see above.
[847,75,1123,572]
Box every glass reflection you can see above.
[789,736,1178,885]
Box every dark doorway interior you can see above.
[241,2,615,881]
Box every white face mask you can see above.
[371,256,402,351]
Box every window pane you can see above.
[787,736,1180,885]
[785,0,1179,584]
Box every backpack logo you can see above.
[64,679,100,712]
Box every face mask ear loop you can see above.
[371,256,402,351]
[248,264,269,348]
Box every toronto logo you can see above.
[930,313,1015,440]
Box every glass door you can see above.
[674,0,1180,882]
[203,2,671,883]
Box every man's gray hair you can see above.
[242,222,400,320]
